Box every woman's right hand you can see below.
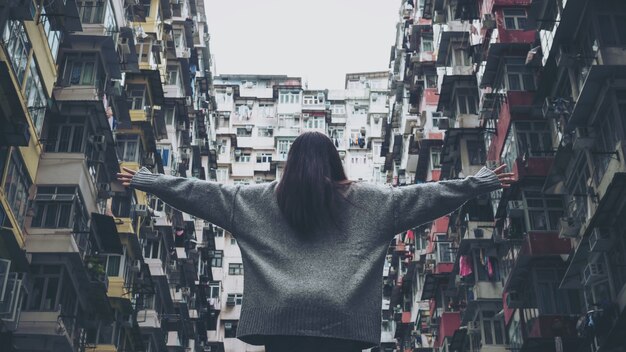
[116,166,137,187]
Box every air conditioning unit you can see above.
[317,92,325,101]
[559,216,581,238]
[131,260,142,273]
[483,14,496,29]
[507,200,524,218]
[572,127,594,150]
[589,228,611,252]
[582,262,606,286]
[338,151,346,160]
[226,296,236,306]
[244,81,254,88]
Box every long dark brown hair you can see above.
[276,132,351,235]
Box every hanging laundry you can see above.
[459,255,473,277]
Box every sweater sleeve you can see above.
[130,167,240,231]
[392,167,502,234]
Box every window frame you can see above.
[503,8,527,30]
[228,263,243,275]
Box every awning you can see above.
[437,75,478,112]
[43,0,82,32]
[480,43,530,88]
[64,34,122,79]
[436,31,469,66]
[91,213,123,254]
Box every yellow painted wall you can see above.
[23,21,57,97]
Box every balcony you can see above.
[435,312,461,348]
[14,311,75,352]
[516,312,581,352]
[504,231,571,292]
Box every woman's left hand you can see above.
[116,167,137,187]
[492,164,515,188]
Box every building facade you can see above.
[0,0,216,350]
[383,0,626,352]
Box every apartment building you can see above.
[0,0,216,350]
[383,0,626,351]
[203,73,389,351]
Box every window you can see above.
[534,268,581,314]
[523,190,563,231]
[430,147,441,169]
[45,116,88,153]
[39,9,62,62]
[278,91,300,104]
[156,147,170,167]
[466,140,485,165]
[506,60,535,91]
[480,311,506,345]
[236,127,252,137]
[78,0,105,24]
[228,263,243,275]
[2,148,32,229]
[116,134,143,162]
[233,179,250,185]
[256,153,272,163]
[216,168,229,182]
[257,127,273,137]
[451,47,470,66]
[24,59,47,136]
[61,53,99,86]
[27,265,65,311]
[166,66,179,85]
[422,36,434,52]
[230,237,237,245]
[515,121,552,157]
[208,282,220,299]
[278,114,299,130]
[31,186,87,230]
[126,84,147,110]
[173,29,185,49]
[425,74,437,88]
[164,108,176,126]
[503,8,527,30]
[227,293,243,305]
[209,250,223,267]
[259,103,274,118]
[436,240,455,263]
[106,255,122,277]
[143,238,162,260]
[456,89,478,115]
[2,20,30,84]
[224,320,238,338]
[331,104,346,115]
[111,193,133,218]
[235,153,251,163]
[303,94,324,105]
[304,117,325,129]
[277,139,294,159]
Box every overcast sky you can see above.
[205,0,399,90]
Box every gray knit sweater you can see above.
[130,167,501,348]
